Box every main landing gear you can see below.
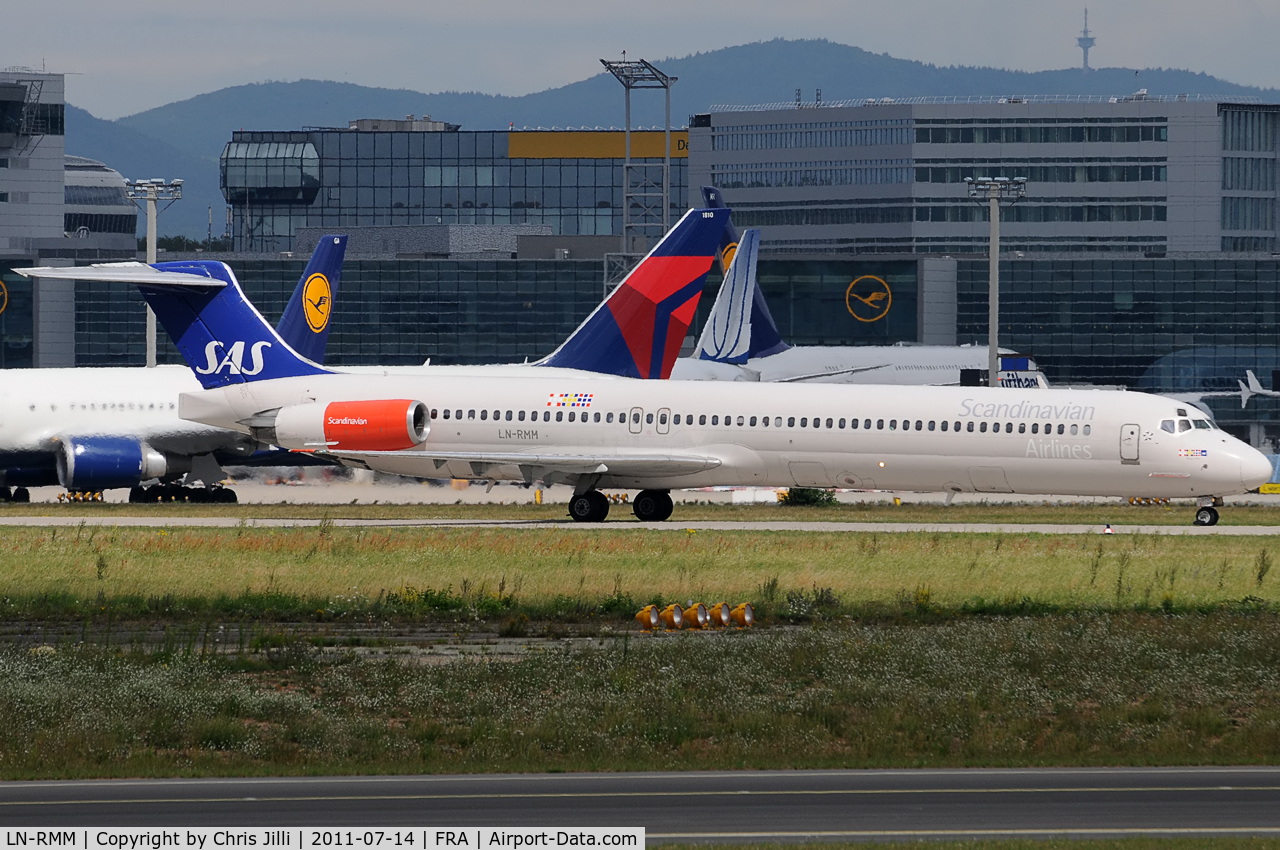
[129,484,238,504]
[1193,496,1224,527]
[0,486,30,503]
[568,490,610,523]
[632,489,673,523]
[568,489,674,523]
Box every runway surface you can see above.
[2,514,1280,535]
[3,768,1280,839]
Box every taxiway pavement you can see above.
[3,768,1280,839]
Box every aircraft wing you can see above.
[317,448,722,478]
[772,364,892,383]
[13,262,228,287]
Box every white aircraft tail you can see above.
[695,229,759,364]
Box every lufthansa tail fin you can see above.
[276,234,347,364]
[14,261,329,389]
[536,207,729,379]
[700,186,789,358]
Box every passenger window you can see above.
[506,411,513,421]
[700,414,707,425]
[889,420,897,430]
[593,412,600,423]
[877,419,884,430]
[967,422,974,433]
[737,415,745,426]
[1031,423,1039,434]
[659,413,668,425]
[481,410,489,421]
[1055,424,1063,435]
[826,418,833,428]
[1084,425,1091,435]
[800,417,808,427]
[1193,420,1211,430]
[431,409,439,419]
[710,415,718,425]
[1070,424,1077,435]
[953,421,960,432]
[673,414,681,425]
[914,420,922,430]
[865,419,872,430]
[517,411,525,421]
[1018,423,1025,433]
[774,417,782,427]
[643,413,652,424]
[762,416,770,427]
[851,418,859,430]
[632,412,641,424]
[606,412,614,423]
[980,422,988,433]
[543,411,551,422]
[941,421,948,432]
[556,411,564,422]
[749,416,757,426]
[928,421,936,431]
[569,411,577,422]
[443,409,451,420]
[787,417,795,427]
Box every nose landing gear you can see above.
[1194,506,1220,526]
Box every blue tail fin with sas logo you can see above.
[276,234,347,363]
[138,260,330,389]
[700,186,789,359]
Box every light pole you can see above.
[125,178,183,367]
[965,176,1027,388]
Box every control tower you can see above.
[1077,9,1096,72]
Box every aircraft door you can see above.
[629,407,643,435]
[656,408,671,435]
[1120,424,1140,464]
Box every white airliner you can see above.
[0,236,348,503]
[19,212,1272,527]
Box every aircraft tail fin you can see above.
[695,229,758,364]
[14,261,329,389]
[536,207,729,379]
[276,234,347,364]
[700,187,789,359]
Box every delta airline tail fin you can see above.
[699,186,789,359]
[276,234,347,363]
[536,207,729,379]
[14,261,329,389]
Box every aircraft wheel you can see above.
[633,489,673,522]
[215,487,238,504]
[128,486,146,503]
[569,490,609,523]
[1194,507,1220,527]
[13,488,29,503]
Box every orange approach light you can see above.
[684,602,709,629]
[635,605,659,630]
[709,602,733,628]
[730,602,755,627]
[659,604,684,630]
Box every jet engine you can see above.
[56,437,185,492]
[255,399,429,452]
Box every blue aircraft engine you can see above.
[55,437,176,492]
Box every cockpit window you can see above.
[1193,420,1211,430]
[1160,420,1175,433]
[1177,419,1192,432]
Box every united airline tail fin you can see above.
[536,207,729,379]
[700,186,789,359]
[276,234,347,364]
[14,261,329,389]
[695,228,759,364]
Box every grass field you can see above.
[0,525,1277,622]
[3,613,1279,778]
[3,498,1280,525]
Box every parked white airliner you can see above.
[19,221,1272,526]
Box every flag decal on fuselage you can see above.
[548,392,594,408]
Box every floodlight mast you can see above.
[125,178,183,367]
[965,176,1027,388]
[600,58,676,254]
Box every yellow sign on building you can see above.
[508,131,688,159]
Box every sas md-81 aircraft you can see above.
[0,235,348,503]
[19,208,1271,526]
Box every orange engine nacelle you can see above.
[271,399,429,451]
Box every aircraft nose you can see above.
[1241,447,1275,491]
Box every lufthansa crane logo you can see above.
[846,275,892,323]
[303,273,332,333]
[0,280,7,317]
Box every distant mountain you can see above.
[66,38,1280,238]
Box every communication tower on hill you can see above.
[1077,9,1096,73]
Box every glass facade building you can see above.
[690,96,1280,255]
[221,126,688,252]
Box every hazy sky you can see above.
[10,0,1280,119]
